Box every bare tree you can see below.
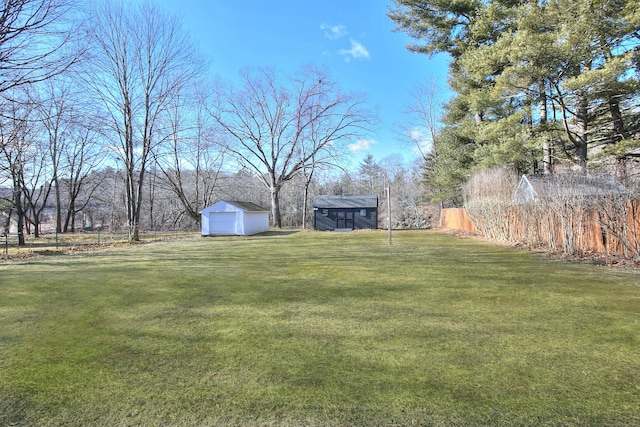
[60,126,104,231]
[209,65,372,228]
[155,85,225,223]
[35,79,71,233]
[401,79,445,161]
[20,147,52,237]
[380,156,432,229]
[86,0,205,241]
[34,78,105,233]
[0,88,35,244]
[297,97,350,229]
[3,87,60,238]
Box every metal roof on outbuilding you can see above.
[224,201,270,212]
[313,195,378,209]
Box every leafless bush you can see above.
[589,195,640,259]
[544,175,591,255]
[463,168,519,241]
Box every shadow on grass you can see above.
[201,230,301,238]
[259,230,300,237]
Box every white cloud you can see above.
[406,127,434,156]
[320,23,347,40]
[349,139,377,153]
[339,39,370,61]
[407,128,428,144]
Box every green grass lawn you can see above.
[1,230,639,426]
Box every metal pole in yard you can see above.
[387,186,392,245]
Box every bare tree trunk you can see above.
[132,165,146,241]
[125,165,137,240]
[605,89,628,181]
[574,92,588,171]
[270,185,282,228]
[539,81,552,174]
[301,164,316,230]
[55,182,62,233]
[148,165,157,232]
[12,185,25,246]
[302,179,310,230]
[64,198,75,232]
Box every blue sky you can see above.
[154,0,451,169]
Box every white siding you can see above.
[242,212,270,235]
[201,212,208,235]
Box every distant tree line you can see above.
[0,152,431,240]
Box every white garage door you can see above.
[209,212,236,235]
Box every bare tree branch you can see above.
[0,0,82,95]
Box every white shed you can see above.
[201,201,270,236]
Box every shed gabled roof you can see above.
[201,200,269,214]
[313,195,378,209]
[224,201,270,212]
